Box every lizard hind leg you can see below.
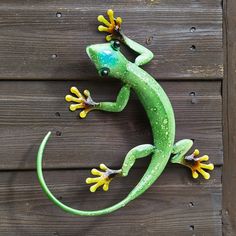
[171,139,214,180]
[86,144,155,192]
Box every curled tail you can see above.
[36,132,132,216]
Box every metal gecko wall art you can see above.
[36,9,214,216]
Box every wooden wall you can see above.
[223,0,236,235]
[0,1,223,235]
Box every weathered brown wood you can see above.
[222,0,236,235]
[0,167,222,236]
[0,0,222,80]
[0,80,222,169]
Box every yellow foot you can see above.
[184,149,214,180]
[86,164,121,192]
[65,87,99,118]
[97,9,123,41]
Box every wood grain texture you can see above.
[0,167,222,236]
[0,0,223,80]
[222,0,236,235]
[0,80,222,169]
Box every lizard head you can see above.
[86,40,128,79]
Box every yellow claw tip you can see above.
[106,35,112,41]
[207,163,214,170]
[194,149,200,156]
[192,172,199,179]
[208,163,214,170]
[103,185,109,191]
[203,163,214,170]
[199,163,214,171]
[70,86,77,93]
[69,104,76,111]
[100,163,107,169]
[116,17,122,25]
[203,173,210,180]
[86,178,92,184]
[98,25,110,33]
[80,108,92,119]
[97,15,103,21]
[98,25,104,31]
[107,9,114,15]
[80,111,87,118]
[91,168,101,176]
[199,155,209,162]
[65,95,72,102]
[100,163,107,170]
[90,186,97,193]
[83,89,90,97]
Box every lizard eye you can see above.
[111,40,120,51]
[100,67,110,77]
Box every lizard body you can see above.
[37,10,214,216]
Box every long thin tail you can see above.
[36,132,132,216]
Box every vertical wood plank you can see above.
[223,0,236,235]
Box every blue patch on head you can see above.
[98,49,118,67]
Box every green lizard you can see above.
[37,9,214,216]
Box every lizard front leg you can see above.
[171,139,214,179]
[97,84,130,112]
[65,84,131,118]
[86,144,155,192]
[98,9,153,66]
